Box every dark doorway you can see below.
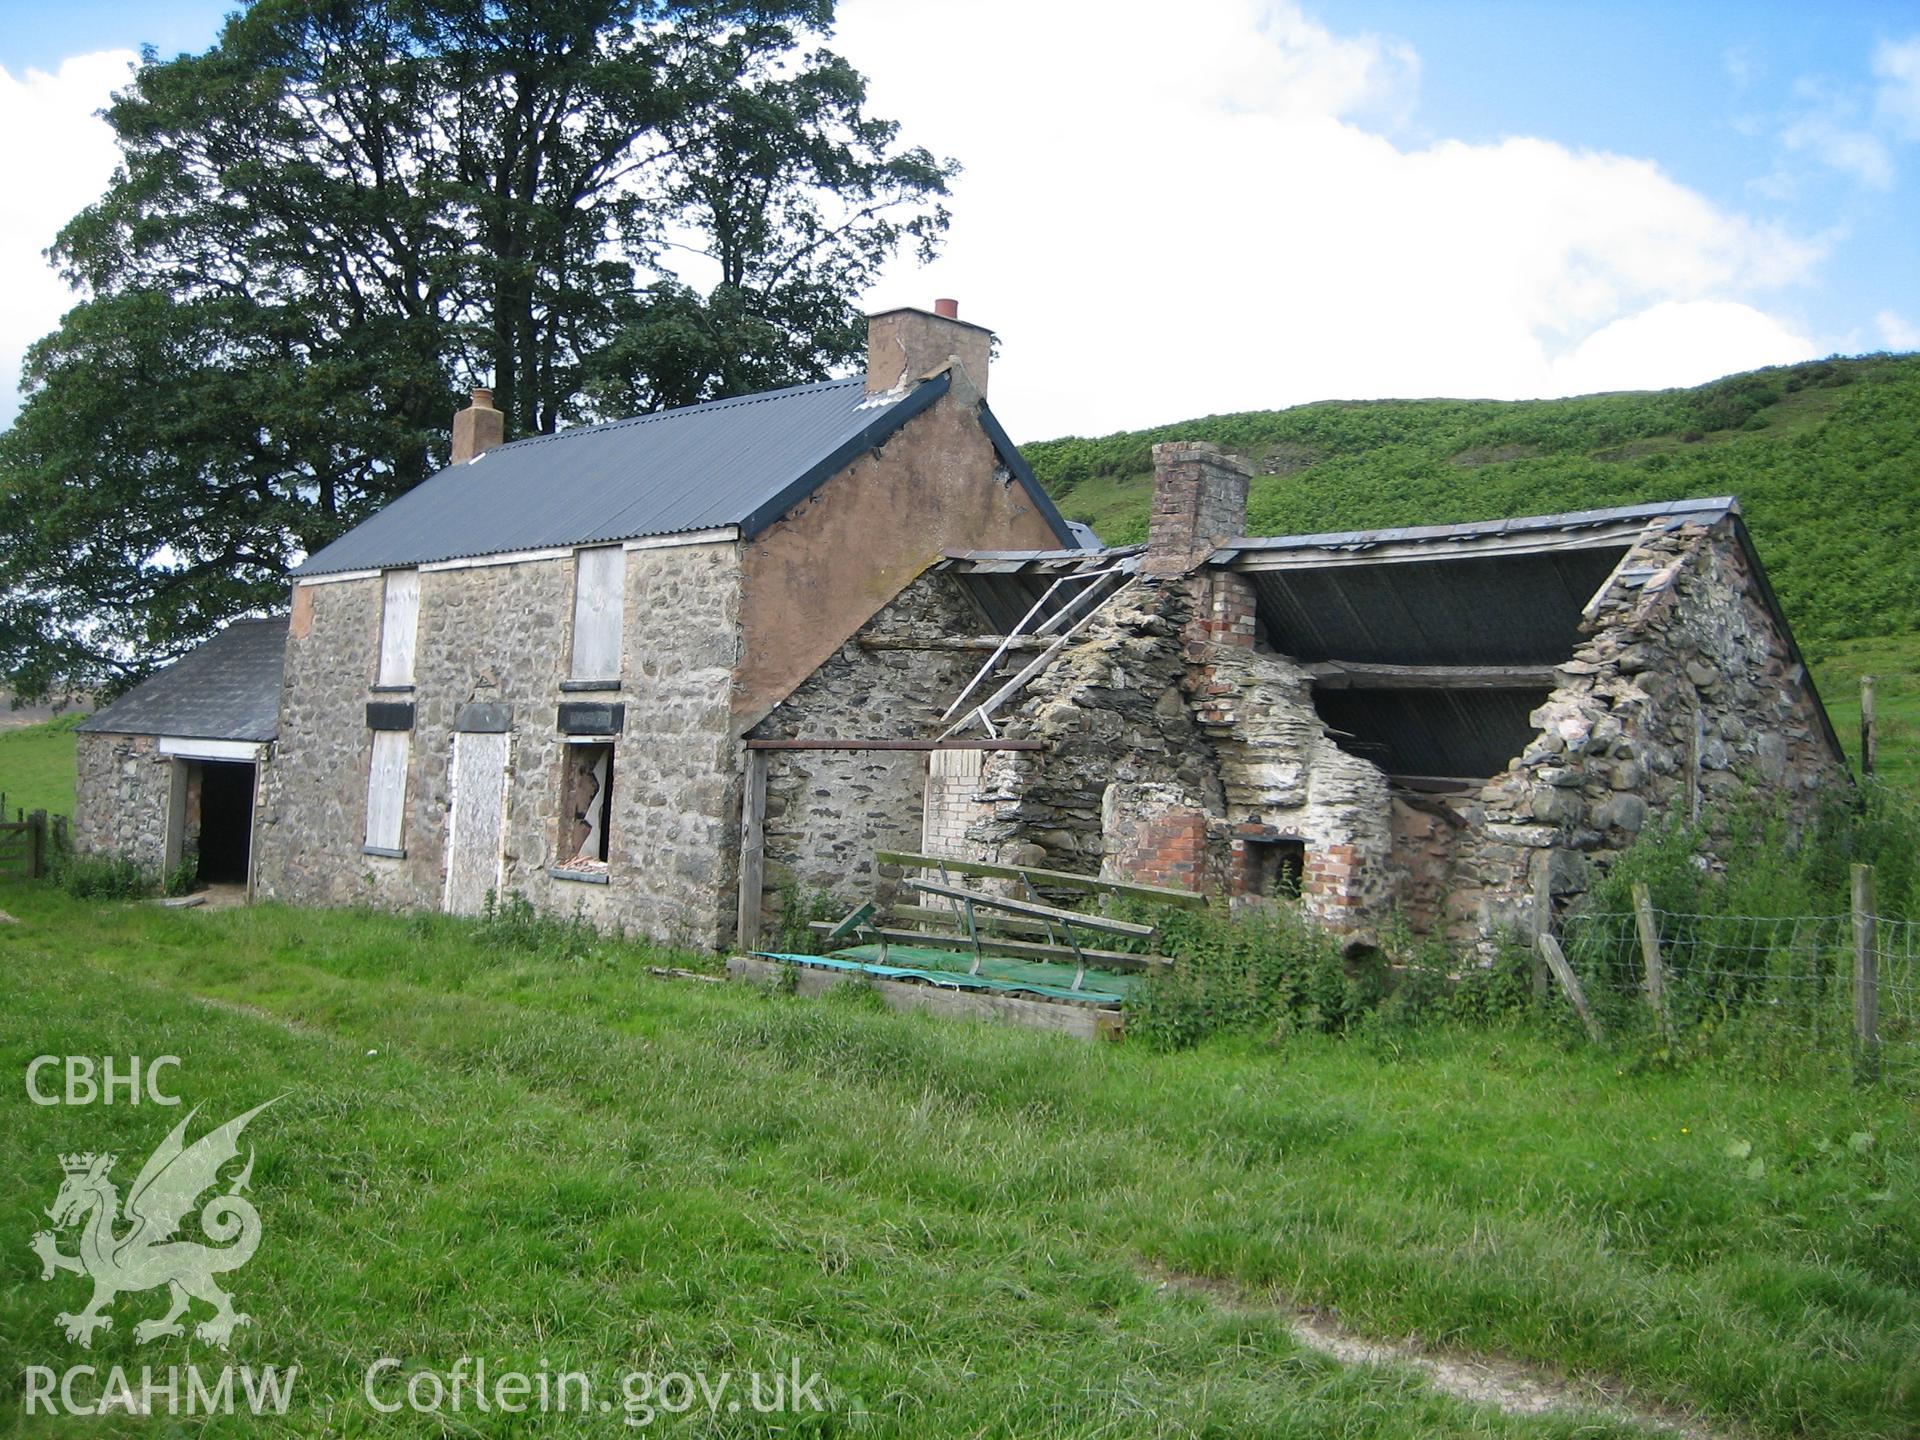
[197,761,256,884]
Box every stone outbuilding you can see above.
[746,443,1850,946]
[73,618,287,891]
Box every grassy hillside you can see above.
[0,714,81,818]
[1025,354,1920,787]
[3,886,1917,1436]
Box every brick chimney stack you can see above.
[451,387,504,464]
[865,301,992,398]
[1144,441,1251,575]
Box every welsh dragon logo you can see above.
[31,1100,277,1349]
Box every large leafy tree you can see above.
[0,0,954,699]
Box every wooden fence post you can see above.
[1529,864,1551,1001]
[1632,884,1672,1045]
[27,810,47,881]
[1537,934,1605,1043]
[1860,675,1876,779]
[736,749,769,952]
[1852,863,1880,1084]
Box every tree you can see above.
[0,0,954,699]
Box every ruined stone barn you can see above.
[74,618,288,891]
[747,443,1849,944]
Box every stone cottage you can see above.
[250,302,1072,944]
[74,618,287,891]
[746,443,1849,945]
[71,303,1074,936]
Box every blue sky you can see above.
[1326,0,1920,357]
[1,0,1916,438]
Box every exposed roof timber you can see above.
[1224,521,1659,572]
[1304,661,1561,689]
[1246,545,1625,666]
[940,544,1143,569]
[1212,496,1739,568]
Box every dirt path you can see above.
[1149,1267,1729,1439]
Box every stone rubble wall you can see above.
[1190,644,1397,930]
[747,571,989,916]
[257,541,744,948]
[1443,521,1848,940]
[974,579,1225,881]
[73,733,173,873]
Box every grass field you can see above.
[2,887,1915,1437]
[0,715,81,820]
[1811,634,1920,793]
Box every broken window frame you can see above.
[554,738,615,878]
[567,546,625,685]
[376,568,421,688]
[362,729,411,856]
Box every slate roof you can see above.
[79,618,287,743]
[295,373,1073,577]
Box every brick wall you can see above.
[1144,442,1251,576]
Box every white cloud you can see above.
[1875,36,1920,139]
[1548,301,1814,396]
[1876,308,1920,352]
[836,0,1823,438]
[1780,109,1894,189]
[0,50,133,421]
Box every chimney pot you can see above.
[451,386,505,464]
[865,304,992,398]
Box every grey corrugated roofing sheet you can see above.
[295,374,1073,577]
[78,618,287,743]
[1213,496,1738,559]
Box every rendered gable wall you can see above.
[734,383,1064,726]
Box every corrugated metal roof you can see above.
[1213,496,1738,560]
[294,373,1072,577]
[1247,547,1628,666]
[78,619,286,743]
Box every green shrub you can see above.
[769,878,840,955]
[57,852,156,900]
[475,889,599,963]
[163,854,199,897]
[1126,902,1386,1050]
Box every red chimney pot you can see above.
[933,298,959,319]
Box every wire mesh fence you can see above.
[1555,868,1916,1088]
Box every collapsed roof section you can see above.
[940,497,1833,784]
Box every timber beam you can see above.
[1304,660,1559,690]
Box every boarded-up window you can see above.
[364,730,411,852]
[377,569,420,686]
[569,547,624,682]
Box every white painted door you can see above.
[444,731,509,915]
